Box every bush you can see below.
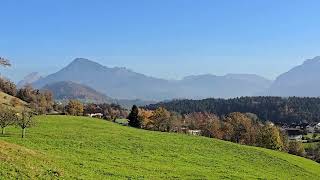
[288,141,305,157]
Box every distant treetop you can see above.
[0,57,11,67]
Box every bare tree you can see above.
[16,110,35,138]
[0,106,18,135]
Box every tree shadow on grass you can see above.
[0,133,13,138]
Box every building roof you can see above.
[286,128,303,136]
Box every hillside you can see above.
[42,81,155,108]
[33,58,271,100]
[42,81,113,104]
[0,115,319,179]
[0,91,28,112]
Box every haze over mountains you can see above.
[25,56,320,102]
[268,56,320,97]
[17,72,42,88]
[42,81,113,104]
[31,58,272,101]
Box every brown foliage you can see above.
[65,100,84,116]
[149,107,171,131]
[0,77,16,96]
[256,125,285,151]
[184,112,221,137]
[222,112,258,145]
[17,85,53,114]
[288,141,305,156]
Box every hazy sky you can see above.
[1,0,320,82]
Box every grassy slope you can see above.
[0,115,319,180]
[0,91,28,112]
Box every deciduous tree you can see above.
[66,100,84,116]
[16,110,35,138]
[0,107,18,135]
[223,112,257,145]
[257,124,285,151]
[288,141,305,156]
[149,107,170,131]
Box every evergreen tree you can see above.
[128,105,141,128]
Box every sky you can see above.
[1,0,320,82]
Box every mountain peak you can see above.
[64,58,108,72]
[69,58,100,66]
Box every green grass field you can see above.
[115,118,129,125]
[304,133,320,140]
[304,142,320,149]
[0,115,319,179]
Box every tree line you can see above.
[128,106,319,162]
[53,100,128,120]
[146,97,320,125]
[0,77,54,115]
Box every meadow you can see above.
[0,115,319,179]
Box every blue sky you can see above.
[1,0,320,82]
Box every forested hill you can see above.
[146,97,320,124]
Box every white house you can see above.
[187,130,202,136]
[286,129,303,141]
[88,113,103,118]
[306,125,315,133]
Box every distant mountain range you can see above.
[268,56,320,97]
[26,56,320,103]
[32,58,272,101]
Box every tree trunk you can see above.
[1,127,5,135]
[22,128,26,138]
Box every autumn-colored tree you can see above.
[210,118,224,139]
[138,108,153,129]
[0,77,17,96]
[184,112,220,137]
[257,124,285,151]
[0,107,18,135]
[149,107,171,131]
[16,85,35,103]
[223,112,257,145]
[104,106,121,120]
[66,100,84,116]
[167,112,183,132]
[16,86,53,114]
[288,141,305,156]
